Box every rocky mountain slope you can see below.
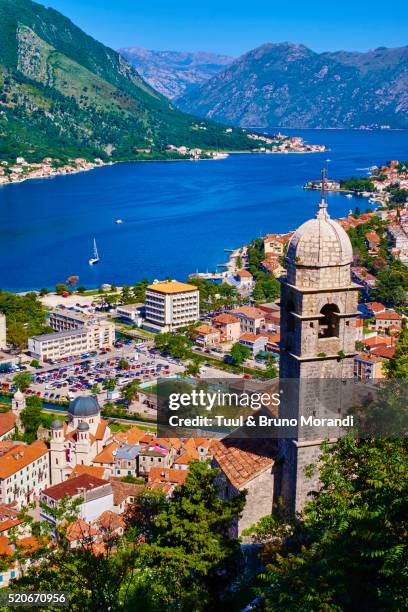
[0,0,253,164]
[176,42,408,129]
[118,47,233,99]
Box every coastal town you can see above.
[0,157,406,594]
[0,132,326,185]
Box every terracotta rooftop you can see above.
[375,312,402,320]
[110,480,143,506]
[236,269,253,278]
[43,474,110,501]
[194,324,220,335]
[213,313,240,325]
[0,412,16,438]
[66,519,97,541]
[239,332,267,342]
[148,467,188,486]
[0,442,48,479]
[93,442,120,465]
[68,465,108,480]
[97,510,125,531]
[212,438,276,489]
[231,306,265,319]
[370,346,396,359]
[112,426,155,446]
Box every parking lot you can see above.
[1,340,185,403]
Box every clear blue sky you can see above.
[42,0,408,56]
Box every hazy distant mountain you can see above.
[118,47,234,99]
[176,42,408,129]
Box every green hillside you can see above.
[0,0,253,164]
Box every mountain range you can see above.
[0,0,253,164]
[118,48,233,100]
[174,42,408,129]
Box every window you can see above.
[319,304,340,338]
[286,300,295,332]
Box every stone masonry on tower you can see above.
[277,176,360,513]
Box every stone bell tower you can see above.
[277,172,360,513]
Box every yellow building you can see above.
[144,280,199,332]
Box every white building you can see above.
[0,441,49,508]
[0,313,6,350]
[49,309,90,332]
[116,303,145,326]
[40,474,114,525]
[28,320,115,361]
[144,281,199,332]
[49,396,111,485]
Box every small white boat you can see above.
[89,238,100,265]
[115,219,123,224]
[345,193,353,199]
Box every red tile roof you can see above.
[43,474,110,501]
[212,438,276,489]
[213,314,240,325]
[375,312,402,321]
[230,306,265,319]
[0,413,16,438]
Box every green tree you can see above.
[184,358,201,377]
[120,380,140,405]
[118,358,130,370]
[7,321,28,350]
[13,371,32,391]
[230,342,251,366]
[20,395,42,442]
[103,378,117,399]
[251,437,408,611]
[120,285,133,304]
[91,383,100,395]
[132,461,246,609]
[55,284,68,295]
[39,287,49,296]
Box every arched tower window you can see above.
[319,304,340,338]
[286,300,296,332]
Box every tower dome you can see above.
[68,396,100,418]
[51,419,63,430]
[287,200,352,268]
[14,389,24,401]
[77,421,90,431]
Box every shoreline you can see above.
[0,147,326,189]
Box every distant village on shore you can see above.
[0,131,326,186]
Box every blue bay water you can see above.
[0,129,407,292]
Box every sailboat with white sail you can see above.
[89,238,100,265]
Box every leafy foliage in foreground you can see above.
[247,437,408,611]
[9,462,246,611]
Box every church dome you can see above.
[51,419,63,430]
[287,200,353,268]
[68,396,100,417]
[77,421,90,431]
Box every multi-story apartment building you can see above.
[0,441,49,508]
[144,281,199,332]
[28,320,115,361]
[49,309,90,332]
[230,306,266,334]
